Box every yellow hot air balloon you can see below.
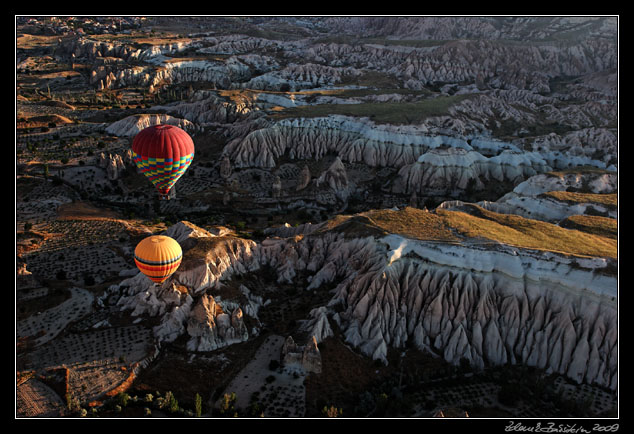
[134,235,182,284]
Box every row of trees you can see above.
[66,390,204,418]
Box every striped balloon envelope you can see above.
[134,235,183,284]
[131,124,195,199]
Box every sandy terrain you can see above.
[218,334,306,417]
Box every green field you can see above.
[270,94,472,125]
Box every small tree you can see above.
[322,405,342,417]
[195,393,202,417]
[219,392,237,416]
[66,392,81,413]
[161,391,179,413]
[116,392,130,408]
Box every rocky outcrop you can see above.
[111,222,259,348]
[315,157,349,201]
[150,58,251,90]
[519,128,617,167]
[151,90,258,126]
[300,306,333,343]
[97,152,127,180]
[164,220,216,244]
[242,63,362,91]
[256,228,617,390]
[219,156,232,179]
[511,171,617,196]
[281,335,322,373]
[106,154,126,180]
[186,293,248,352]
[223,115,610,182]
[392,148,553,195]
[58,37,197,64]
[271,175,282,198]
[224,116,462,169]
[321,16,616,42]
[450,170,619,222]
[111,218,616,389]
[173,235,258,294]
[296,165,311,191]
[105,114,197,137]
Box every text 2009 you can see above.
[593,425,619,432]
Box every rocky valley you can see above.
[16,16,617,419]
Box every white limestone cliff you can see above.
[113,217,617,390]
[256,227,617,390]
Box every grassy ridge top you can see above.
[436,205,617,258]
[321,205,617,259]
[541,191,617,209]
[362,207,460,242]
[319,207,460,242]
[560,215,618,240]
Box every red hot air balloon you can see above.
[131,124,195,199]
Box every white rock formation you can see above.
[392,147,553,195]
[300,306,334,343]
[224,116,469,169]
[315,157,349,201]
[97,152,127,180]
[112,222,259,349]
[281,335,322,373]
[242,63,362,91]
[256,228,617,389]
[271,175,282,198]
[106,154,126,180]
[105,114,198,137]
[173,236,258,294]
[510,171,617,196]
[437,170,618,222]
[296,165,311,191]
[112,214,616,390]
[223,116,609,193]
[219,156,232,179]
[163,220,215,244]
[186,293,249,352]
[151,90,256,126]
